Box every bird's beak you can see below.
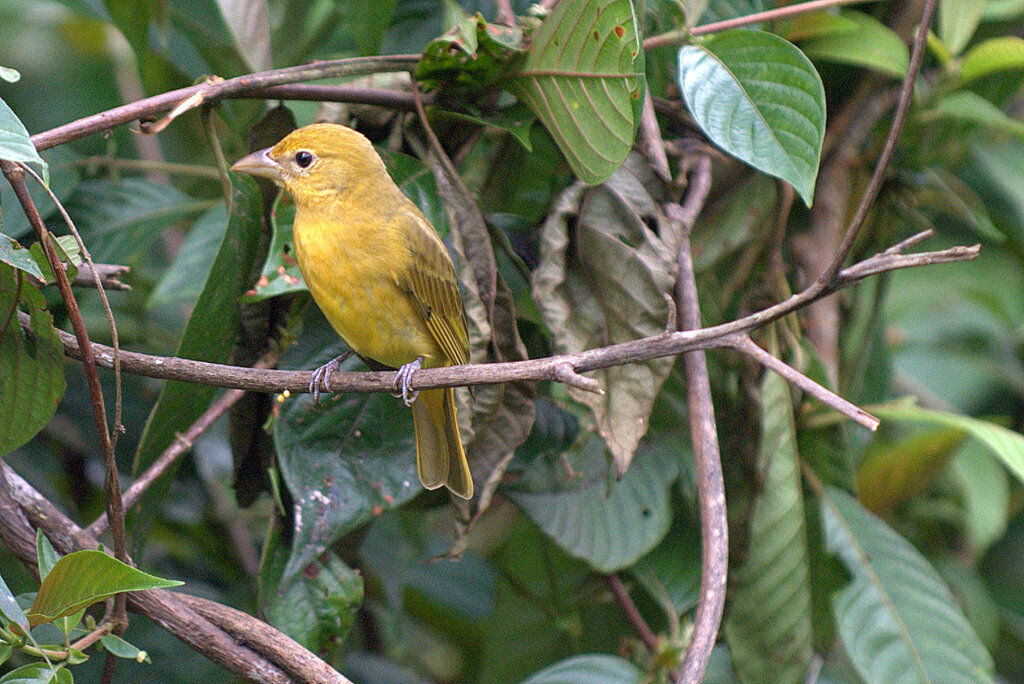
[230,147,282,180]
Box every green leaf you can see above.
[531,156,676,472]
[63,178,214,262]
[260,517,363,650]
[417,13,524,92]
[99,633,151,663]
[927,90,1024,137]
[131,176,262,510]
[700,0,764,26]
[0,237,43,280]
[0,641,10,665]
[433,104,536,151]
[0,264,65,455]
[678,30,826,206]
[27,550,182,627]
[512,0,645,184]
[981,0,1024,20]
[959,37,1024,84]
[631,513,702,617]
[520,654,643,684]
[870,400,1024,489]
[29,235,81,285]
[0,97,45,179]
[508,436,677,573]
[350,0,397,56]
[776,11,859,42]
[723,370,813,683]
[939,0,987,56]
[149,206,228,309]
[0,664,69,684]
[820,487,993,683]
[35,531,59,582]
[949,443,1009,555]
[902,167,1003,242]
[800,10,909,79]
[0,570,29,631]
[273,312,422,580]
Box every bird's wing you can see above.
[394,208,470,366]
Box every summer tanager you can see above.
[231,123,473,499]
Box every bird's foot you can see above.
[309,350,354,404]
[392,356,424,406]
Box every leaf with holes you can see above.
[512,0,645,184]
[724,370,813,682]
[821,487,993,683]
[678,30,825,206]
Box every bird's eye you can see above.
[294,150,315,168]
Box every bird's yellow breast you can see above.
[292,205,443,369]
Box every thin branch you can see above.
[30,55,420,151]
[644,0,873,49]
[63,263,131,290]
[68,156,222,179]
[495,0,516,27]
[19,238,978,396]
[669,156,728,684]
[1,162,129,632]
[607,575,660,654]
[88,352,281,537]
[725,334,880,430]
[813,0,939,286]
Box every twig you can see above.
[69,156,222,179]
[643,0,873,49]
[607,574,660,654]
[19,237,978,396]
[88,352,281,537]
[31,55,420,151]
[1,464,350,684]
[0,162,129,632]
[813,0,939,286]
[669,156,728,684]
[21,163,125,449]
[724,335,880,430]
[495,0,516,27]
[639,90,671,182]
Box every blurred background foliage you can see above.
[3,0,1024,682]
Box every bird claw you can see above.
[393,356,423,406]
[309,351,353,405]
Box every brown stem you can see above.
[30,55,419,151]
[18,238,977,397]
[607,575,660,654]
[813,0,939,286]
[495,0,516,26]
[1,161,129,631]
[668,156,728,683]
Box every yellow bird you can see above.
[232,123,473,499]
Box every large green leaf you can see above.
[512,0,645,184]
[273,312,422,581]
[531,156,676,473]
[799,10,909,79]
[0,569,29,631]
[631,513,701,617]
[855,427,965,514]
[0,663,70,684]
[0,96,45,179]
[27,550,182,627]
[928,90,1024,137]
[699,0,764,25]
[520,654,643,684]
[723,370,813,684]
[131,176,262,506]
[260,517,363,650]
[148,206,228,309]
[214,0,272,71]
[939,0,987,56]
[959,37,1024,83]
[820,487,993,683]
[678,30,826,206]
[507,435,677,573]
[0,264,65,455]
[870,400,1024,489]
[948,443,1010,555]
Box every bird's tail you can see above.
[411,387,473,499]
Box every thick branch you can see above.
[1,464,349,684]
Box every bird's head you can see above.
[230,123,391,206]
